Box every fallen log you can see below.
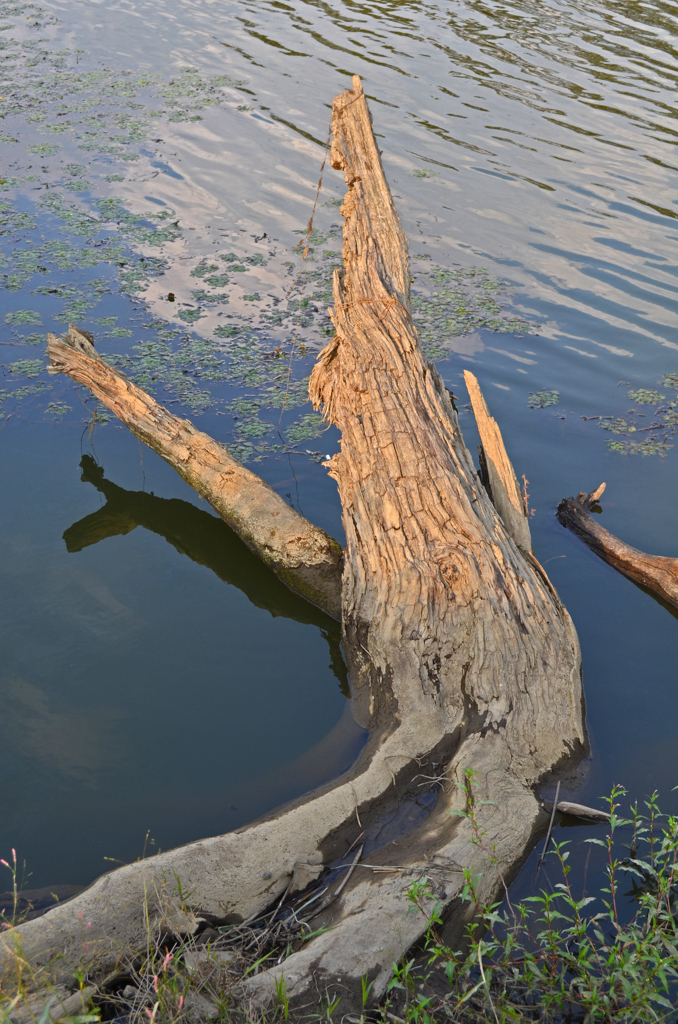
[47,325,343,620]
[557,484,678,609]
[1,76,586,1017]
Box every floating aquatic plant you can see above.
[44,400,71,415]
[4,309,41,324]
[529,389,559,408]
[285,412,326,444]
[606,438,673,456]
[628,388,664,404]
[7,357,44,377]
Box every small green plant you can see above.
[275,973,290,1020]
[385,784,678,1023]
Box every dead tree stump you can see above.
[0,76,586,1016]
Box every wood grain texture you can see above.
[464,369,532,553]
[557,486,678,608]
[46,326,343,619]
[2,83,585,1017]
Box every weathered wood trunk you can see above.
[558,484,678,608]
[0,77,585,1016]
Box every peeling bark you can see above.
[557,484,678,609]
[1,79,586,1017]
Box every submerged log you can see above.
[557,484,678,609]
[1,77,585,1016]
[47,325,342,619]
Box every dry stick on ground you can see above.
[557,483,678,609]
[1,76,586,1016]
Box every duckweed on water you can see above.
[606,438,673,457]
[528,389,560,408]
[177,308,206,323]
[0,203,37,234]
[190,290,229,305]
[600,417,634,435]
[412,265,537,360]
[44,399,70,415]
[284,412,326,444]
[7,357,44,376]
[4,308,41,324]
[628,388,664,405]
[0,380,50,417]
[33,277,110,321]
[26,141,59,155]
[586,376,678,457]
[0,0,553,464]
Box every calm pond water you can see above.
[1,0,677,901]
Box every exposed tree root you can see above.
[1,78,587,1019]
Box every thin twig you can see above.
[306,845,363,921]
[350,783,362,828]
[537,780,561,874]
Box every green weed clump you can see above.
[385,783,678,1024]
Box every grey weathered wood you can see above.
[556,801,611,823]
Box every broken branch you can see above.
[557,485,678,609]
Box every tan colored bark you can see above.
[46,326,342,619]
[557,483,678,608]
[464,369,532,554]
[1,79,585,1017]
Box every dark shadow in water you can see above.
[64,455,349,696]
[631,578,678,623]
